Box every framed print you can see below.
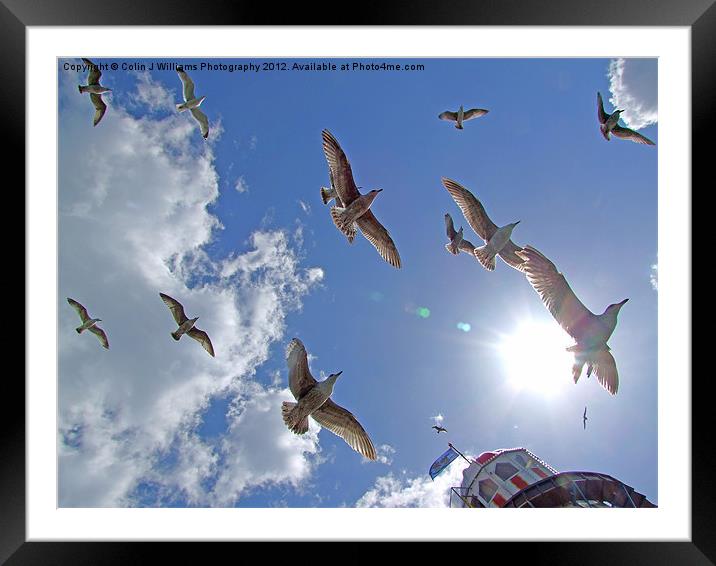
[8,0,707,563]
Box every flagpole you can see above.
[448,442,473,466]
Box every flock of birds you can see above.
[68,58,654,461]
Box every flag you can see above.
[429,446,459,480]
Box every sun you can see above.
[498,320,574,395]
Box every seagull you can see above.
[441,178,524,271]
[515,245,629,395]
[282,338,377,460]
[432,425,448,434]
[438,105,489,129]
[176,66,209,139]
[67,297,109,349]
[597,92,655,145]
[159,292,215,357]
[583,407,588,430]
[320,169,338,205]
[444,212,477,256]
[321,129,402,268]
[78,58,110,127]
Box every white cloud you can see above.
[650,263,658,291]
[129,71,177,113]
[235,175,249,193]
[355,464,465,508]
[607,58,658,130]
[58,68,324,506]
[298,200,311,215]
[365,444,396,466]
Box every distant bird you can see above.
[583,407,588,430]
[597,91,655,145]
[78,58,110,127]
[176,66,209,139]
[432,425,448,434]
[515,245,628,395]
[321,129,401,268]
[444,212,477,256]
[441,178,524,271]
[282,338,377,460]
[67,297,109,349]
[438,105,489,129]
[159,292,215,357]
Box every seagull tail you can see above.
[170,330,181,341]
[282,402,309,435]
[445,242,459,255]
[320,187,332,205]
[330,206,357,243]
[78,85,86,94]
[473,245,496,271]
[75,327,83,334]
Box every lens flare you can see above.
[456,322,471,332]
[416,307,431,318]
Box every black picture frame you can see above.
[8,0,705,563]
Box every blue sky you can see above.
[58,57,657,507]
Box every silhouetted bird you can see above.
[176,66,209,139]
[282,338,376,460]
[516,245,628,395]
[583,407,588,430]
[441,178,525,271]
[432,425,448,434]
[438,105,489,129]
[597,91,655,145]
[67,297,109,349]
[159,293,215,357]
[78,58,110,127]
[321,129,401,268]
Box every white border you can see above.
[27,26,690,541]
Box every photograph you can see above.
[10,12,704,562]
[56,55,659,511]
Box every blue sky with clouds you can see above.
[58,57,657,507]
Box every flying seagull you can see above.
[597,92,655,145]
[159,292,215,357]
[583,407,588,430]
[441,178,524,271]
[444,212,477,256]
[438,105,489,129]
[282,338,377,460]
[176,66,209,139]
[515,245,628,395]
[432,425,448,434]
[321,129,402,268]
[67,297,109,349]
[78,58,110,127]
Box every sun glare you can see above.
[499,321,575,395]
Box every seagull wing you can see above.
[441,177,498,242]
[516,245,596,341]
[444,213,457,240]
[286,338,317,399]
[177,67,196,101]
[462,108,489,121]
[186,327,215,357]
[82,58,102,85]
[497,240,527,272]
[90,94,107,127]
[355,210,402,269]
[67,298,90,323]
[438,111,458,122]
[597,92,608,125]
[611,125,655,145]
[190,108,209,139]
[321,129,361,206]
[311,398,377,460]
[88,325,109,349]
[159,293,189,325]
[591,349,619,395]
[458,238,476,254]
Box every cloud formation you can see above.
[59,68,324,506]
[607,58,658,130]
